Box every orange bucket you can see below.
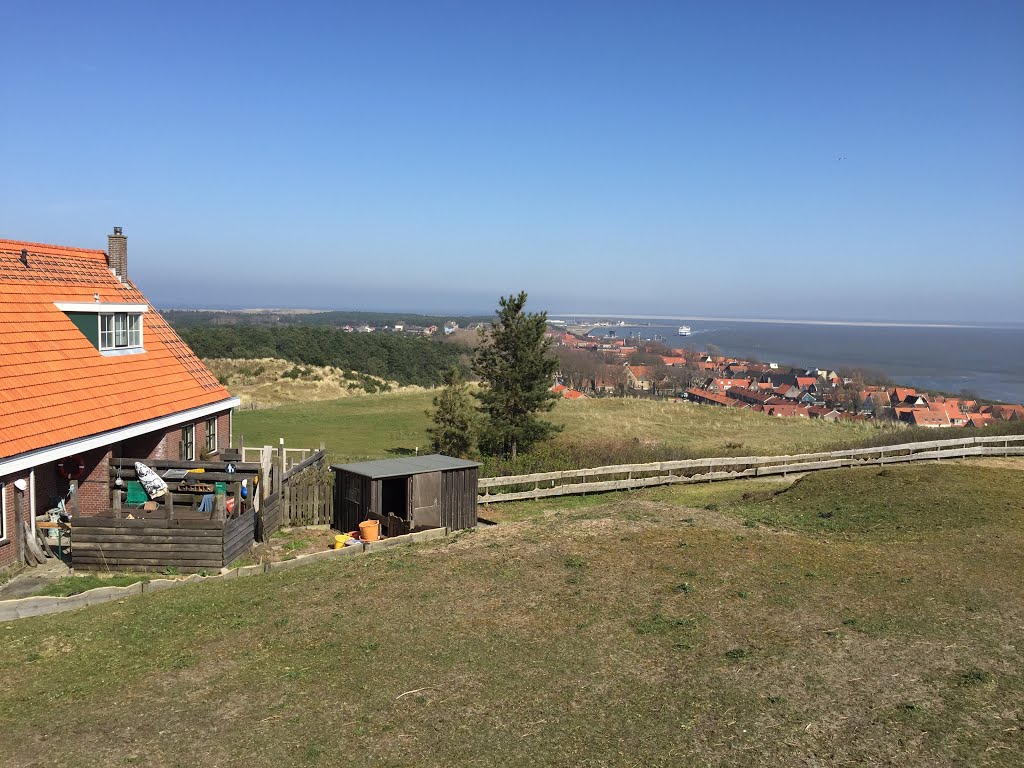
[358,519,380,542]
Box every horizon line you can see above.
[549,313,1001,330]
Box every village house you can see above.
[808,405,842,421]
[966,413,997,428]
[625,365,654,392]
[685,388,740,408]
[753,402,811,418]
[979,404,1024,421]
[726,388,778,407]
[0,231,239,571]
[709,377,752,393]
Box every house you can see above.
[561,389,587,400]
[929,401,968,427]
[727,388,777,407]
[0,230,239,572]
[710,378,752,392]
[966,413,996,428]
[626,365,654,392]
[861,392,888,414]
[808,406,841,421]
[889,387,927,407]
[773,384,803,400]
[908,409,951,428]
[979,404,1024,421]
[754,403,810,418]
[684,388,740,408]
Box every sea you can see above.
[562,318,1024,404]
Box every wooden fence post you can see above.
[70,479,80,517]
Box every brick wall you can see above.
[77,447,112,517]
[0,469,37,570]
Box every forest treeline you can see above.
[165,309,488,329]
[179,325,468,387]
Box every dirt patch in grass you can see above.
[244,527,347,565]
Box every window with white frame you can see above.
[1,481,6,541]
[181,424,195,461]
[205,417,218,455]
[99,313,142,351]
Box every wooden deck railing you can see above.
[477,434,1024,504]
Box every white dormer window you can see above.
[100,313,142,350]
[55,301,148,356]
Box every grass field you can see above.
[1,460,1021,767]
[234,390,898,466]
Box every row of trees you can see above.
[555,346,707,396]
[178,324,466,387]
[429,292,560,460]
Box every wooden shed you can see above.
[331,455,479,537]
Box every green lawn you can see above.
[235,390,898,467]
[235,391,437,463]
[1,460,1021,767]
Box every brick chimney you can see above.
[107,226,127,279]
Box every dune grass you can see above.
[1,460,1021,767]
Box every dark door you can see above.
[412,472,441,528]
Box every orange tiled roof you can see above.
[0,238,233,460]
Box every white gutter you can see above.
[0,397,241,477]
[54,302,149,313]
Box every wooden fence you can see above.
[281,450,333,526]
[478,434,1024,504]
[73,510,256,573]
[243,442,332,534]
[240,440,318,472]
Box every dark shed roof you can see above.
[330,454,480,480]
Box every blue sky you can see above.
[2,1,1022,322]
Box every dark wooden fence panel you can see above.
[73,512,255,573]
[282,452,334,527]
[258,491,282,541]
[223,509,256,565]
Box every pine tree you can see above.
[473,291,561,459]
[427,366,476,457]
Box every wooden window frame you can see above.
[181,424,195,461]
[205,417,218,456]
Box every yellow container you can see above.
[333,534,351,549]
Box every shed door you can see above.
[412,471,441,529]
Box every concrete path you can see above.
[0,559,72,600]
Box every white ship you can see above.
[678,325,692,336]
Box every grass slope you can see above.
[1,460,1021,767]
[235,390,893,465]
